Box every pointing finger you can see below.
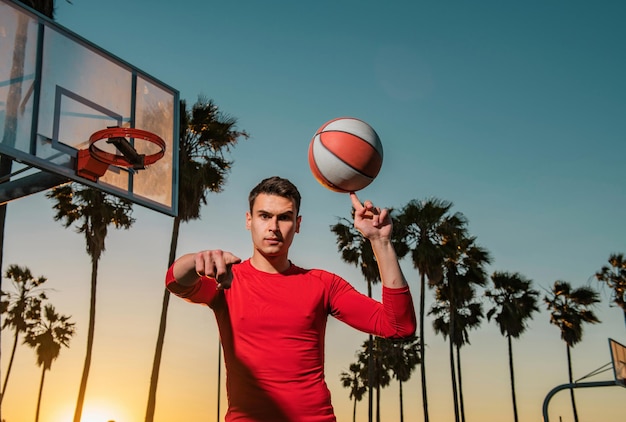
[349,192,363,211]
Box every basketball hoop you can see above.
[76,127,166,182]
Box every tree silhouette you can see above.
[396,198,466,422]
[486,271,539,422]
[594,253,626,328]
[47,186,134,422]
[145,97,247,422]
[0,264,47,404]
[24,303,75,422]
[356,337,392,422]
[544,280,600,422]
[0,0,65,411]
[430,278,484,422]
[382,336,421,422]
[331,208,407,422]
[428,228,490,422]
[340,362,367,422]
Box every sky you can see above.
[2,0,626,421]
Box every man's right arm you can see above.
[171,250,242,289]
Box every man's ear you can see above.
[246,211,251,230]
[295,215,302,233]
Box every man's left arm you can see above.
[349,193,416,336]
[350,192,407,289]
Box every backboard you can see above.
[609,338,626,387]
[0,0,179,216]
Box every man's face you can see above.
[246,193,301,258]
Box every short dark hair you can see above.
[249,176,301,214]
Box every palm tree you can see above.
[382,336,421,422]
[331,213,383,297]
[440,233,490,422]
[544,280,600,422]
[332,215,377,422]
[430,288,482,422]
[430,244,487,422]
[331,210,407,422]
[454,236,490,422]
[24,303,75,422]
[0,264,47,404]
[453,302,482,422]
[396,198,466,422]
[1,0,57,282]
[340,362,367,422]
[0,0,59,402]
[594,253,626,328]
[356,337,392,422]
[145,97,248,422]
[46,186,134,422]
[0,0,69,303]
[18,1,56,16]
[485,271,539,422]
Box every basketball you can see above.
[308,117,383,193]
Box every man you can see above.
[166,176,416,421]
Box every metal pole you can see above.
[0,171,68,204]
[542,380,619,422]
[217,340,222,422]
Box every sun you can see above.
[53,400,128,422]
[80,408,118,422]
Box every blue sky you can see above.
[2,1,626,421]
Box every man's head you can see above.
[248,176,302,215]
[246,177,302,265]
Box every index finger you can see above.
[223,251,242,265]
[349,192,363,210]
[211,251,242,272]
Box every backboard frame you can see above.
[609,338,626,387]
[0,0,179,216]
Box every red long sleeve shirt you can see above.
[166,259,416,422]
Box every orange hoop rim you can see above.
[88,127,166,167]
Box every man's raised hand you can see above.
[195,250,241,289]
[349,192,392,241]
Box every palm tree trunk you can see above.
[73,258,99,422]
[367,279,373,422]
[508,335,519,422]
[0,330,20,404]
[217,339,222,422]
[352,394,357,422]
[399,379,404,422]
[367,334,374,422]
[145,289,171,422]
[457,345,466,422]
[419,273,429,422]
[566,345,579,422]
[35,367,47,422]
[145,216,181,422]
[0,9,30,392]
[375,383,381,422]
[448,280,460,422]
[0,11,28,158]
[448,319,460,422]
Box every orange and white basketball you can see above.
[308,117,383,192]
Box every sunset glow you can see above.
[53,400,128,422]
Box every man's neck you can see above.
[250,252,291,274]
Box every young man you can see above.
[166,176,416,422]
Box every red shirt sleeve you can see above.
[165,264,220,306]
[328,274,417,338]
